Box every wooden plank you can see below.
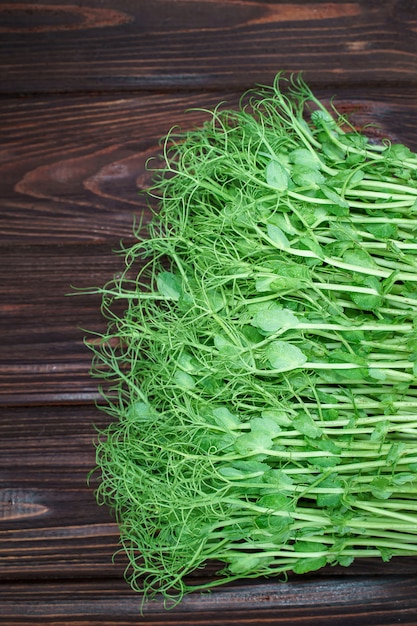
[1,1,417,94]
[0,404,122,577]
[2,576,417,624]
[2,88,417,245]
[0,243,124,405]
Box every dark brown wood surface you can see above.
[2,1,417,623]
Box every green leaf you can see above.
[343,248,379,270]
[332,223,361,243]
[340,132,368,150]
[235,431,272,455]
[337,555,355,567]
[350,276,383,311]
[207,289,224,312]
[370,420,389,443]
[212,406,241,430]
[241,324,264,343]
[268,212,298,235]
[346,152,365,166]
[315,476,344,508]
[254,276,278,293]
[266,160,289,192]
[261,409,293,427]
[316,491,343,508]
[368,368,387,381]
[258,493,295,512]
[263,468,294,490]
[385,143,414,161]
[293,413,323,439]
[251,304,300,333]
[294,540,327,553]
[292,165,326,187]
[321,140,345,162]
[386,442,406,466]
[330,349,367,367]
[307,436,340,454]
[156,271,183,300]
[371,477,393,500]
[324,202,350,217]
[127,401,155,422]
[318,368,364,384]
[293,556,328,574]
[380,549,393,563]
[351,292,383,311]
[392,472,416,485]
[200,432,235,453]
[265,340,307,371]
[177,351,199,373]
[251,416,282,438]
[218,466,248,479]
[199,376,221,394]
[231,460,269,475]
[299,236,324,258]
[256,514,292,531]
[255,275,305,293]
[319,184,349,208]
[365,223,398,239]
[266,223,291,249]
[312,109,336,129]
[290,148,321,169]
[227,554,271,575]
[218,461,268,479]
[173,370,196,390]
[214,334,241,356]
[309,456,340,468]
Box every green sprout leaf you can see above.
[265,340,307,371]
[235,431,273,455]
[266,223,291,249]
[156,271,183,300]
[251,304,300,333]
[266,160,289,192]
[293,413,323,439]
[212,406,241,430]
[293,556,328,574]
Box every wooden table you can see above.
[2,2,417,623]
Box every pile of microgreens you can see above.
[88,73,417,606]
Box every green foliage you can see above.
[86,73,417,606]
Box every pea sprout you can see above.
[86,73,417,608]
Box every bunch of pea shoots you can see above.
[88,74,417,606]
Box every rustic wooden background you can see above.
[2,1,417,623]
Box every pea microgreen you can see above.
[87,73,417,607]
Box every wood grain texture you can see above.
[3,569,417,624]
[2,576,417,624]
[0,244,123,404]
[1,0,417,94]
[2,0,417,623]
